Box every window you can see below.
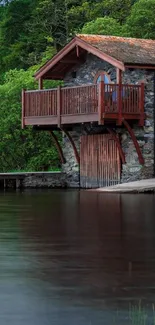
[94,71,111,85]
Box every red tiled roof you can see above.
[77,34,155,65]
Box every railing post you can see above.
[98,80,104,125]
[22,89,25,129]
[139,82,145,126]
[57,85,61,128]
[118,82,122,125]
[38,77,43,90]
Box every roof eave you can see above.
[34,36,125,81]
[34,38,77,80]
[125,63,155,69]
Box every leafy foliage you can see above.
[82,17,123,36]
[0,67,61,172]
[124,0,155,39]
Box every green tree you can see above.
[90,0,133,24]
[67,0,133,35]
[125,0,155,39]
[67,1,92,34]
[0,0,39,74]
[82,17,123,36]
[0,66,61,172]
[35,0,69,50]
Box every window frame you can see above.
[94,71,111,84]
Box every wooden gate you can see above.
[80,134,121,188]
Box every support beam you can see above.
[61,129,80,164]
[60,59,80,64]
[139,82,145,126]
[83,125,91,135]
[107,128,126,164]
[38,78,43,90]
[76,45,79,57]
[98,80,104,125]
[50,131,66,164]
[43,75,64,80]
[123,120,144,165]
[125,65,155,70]
[116,68,122,84]
[117,69,122,125]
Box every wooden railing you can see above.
[61,84,98,115]
[98,82,144,124]
[23,88,57,116]
[22,82,144,127]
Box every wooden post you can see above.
[123,120,144,165]
[107,128,126,164]
[139,82,145,126]
[76,45,79,57]
[38,78,43,90]
[16,178,21,189]
[116,68,119,83]
[4,179,6,189]
[22,89,25,129]
[38,78,43,117]
[57,85,61,128]
[117,70,122,125]
[98,80,104,125]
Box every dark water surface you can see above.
[0,190,155,325]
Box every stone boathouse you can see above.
[22,34,155,188]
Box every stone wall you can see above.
[62,128,81,188]
[63,54,155,186]
[0,172,66,189]
[121,128,154,183]
[64,53,116,86]
[23,172,66,188]
[121,68,154,182]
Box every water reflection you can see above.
[0,190,155,324]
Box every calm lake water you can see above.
[0,189,155,325]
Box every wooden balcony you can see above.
[22,82,145,129]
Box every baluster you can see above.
[65,89,67,115]
[51,91,52,115]
[128,86,131,114]
[139,82,144,126]
[98,80,104,125]
[53,91,55,115]
[57,86,61,127]
[77,87,80,114]
[54,90,56,115]
[134,87,136,113]
[118,81,122,125]
[130,86,132,114]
